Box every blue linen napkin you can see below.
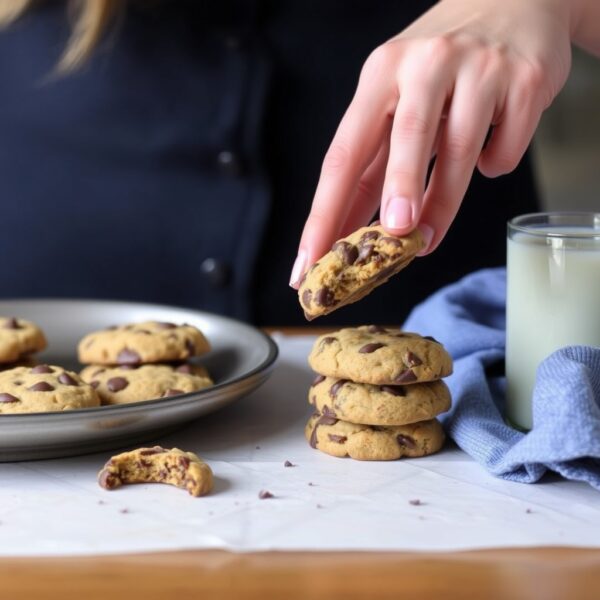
[403,267,600,490]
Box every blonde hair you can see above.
[0,0,120,72]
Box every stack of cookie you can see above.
[78,321,214,405]
[305,325,453,461]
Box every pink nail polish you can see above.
[289,249,307,288]
[383,196,413,230]
[417,224,434,256]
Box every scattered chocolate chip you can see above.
[405,352,423,367]
[367,325,387,334]
[397,434,416,449]
[359,342,385,354]
[30,365,53,374]
[28,381,54,392]
[302,289,312,308]
[3,317,21,329]
[327,434,347,443]
[380,236,403,248]
[284,460,295,467]
[380,385,406,396]
[314,286,335,307]
[107,377,129,393]
[360,230,381,243]
[423,335,440,344]
[90,381,100,389]
[185,339,195,355]
[163,388,184,397]
[409,499,424,506]
[156,322,177,329]
[329,380,348,398]
[258,490,274,499]
[0,393,19,403]
[58,373,78,386]
[332,241,359,265]
[116,348,141,365]
[311,374,326,387]
[395,369,418,383]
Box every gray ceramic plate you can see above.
[0,299,278,461]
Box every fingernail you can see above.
[289,249,307,288]
[417,224,434,256]
[382,196,413,230]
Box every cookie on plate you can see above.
[0,317,47,364]
[308,326,452,385]
[80,363,213,405]
[309,375,451,426]
[0,364,100,414]
[98,446,213,497]
[78,321,210,365]
[298,225,424,320]
[305,412,444,460]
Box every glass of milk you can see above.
[506,212,600,430]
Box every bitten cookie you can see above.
[80,363,213,405]
[308,326,452,385]
[98,446,213,497]
[0,364,100,414]
[298,225,424,320]
[305,412,445,460]
[309,375,451,426]
[0,317,47,364]
[78,321,210,365]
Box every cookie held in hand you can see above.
[298,225,424,320]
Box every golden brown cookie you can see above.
[309,375,451,426]
[80,363,213,405]
[308,326,453,385]
[298,225,424,320]
[98,446,213,497]
[0,317,47,364]
[78,321,210,365]
[305,412,445,460]
[0,364,100,414]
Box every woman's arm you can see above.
[290,0,594,287]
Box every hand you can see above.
[290,0,573,287]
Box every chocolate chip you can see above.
[314,286,335,307]
[355,243,376,265]
[423,335,440,344]
[30,365,53,374]
[329,380,348,398]
[116,348,141,365]
[90,381,100,389]
[327,434,347,444]
[321,336,336,345]
[98,469,119,490]
[3,317,20,329]
[107,377,128,392]
[258,490,274,499]
[321,405,337,418]
[185,339,195,355]
[380,236,403,248]
[359,342,385,354]
[360,230,381,243]
[0,393,19,403]
[28,381,54,392]
[405,352,423,367]
[284,460,295,467]
[395,369,417,383]
[367,325,387,334]
[156,322,176,329]
[140,447,166,455]
[332,241,359,265]
[380,385,406,396]
[311,374,326,387]
[302,289,312,309]
[175,363,193,374]
[58,373,78,386]
[397,434,416,449]
[309,412,339,448]
[179,456,190,469]
[163,388,184,397]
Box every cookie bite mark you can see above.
[97,447,213,497]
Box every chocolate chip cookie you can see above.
[0,317,47,364]
[305,412,444,460]
[98,446,213,497]
[0,364,100,414]
[308,326,452,385]
[298,225,424,320]
[308,375,451,426]
[80,363,213,405]
[78,321,210,365]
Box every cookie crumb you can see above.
[97,500,106,505]
[284,460,295,467]
[409,499,424,506]
[308,482,316,486]
[258,490,274,499]
[119,508,130,514]
[316,504,324,509]
[255,445,261,450]
[526,508,533,514]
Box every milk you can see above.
[506,227,600,430]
